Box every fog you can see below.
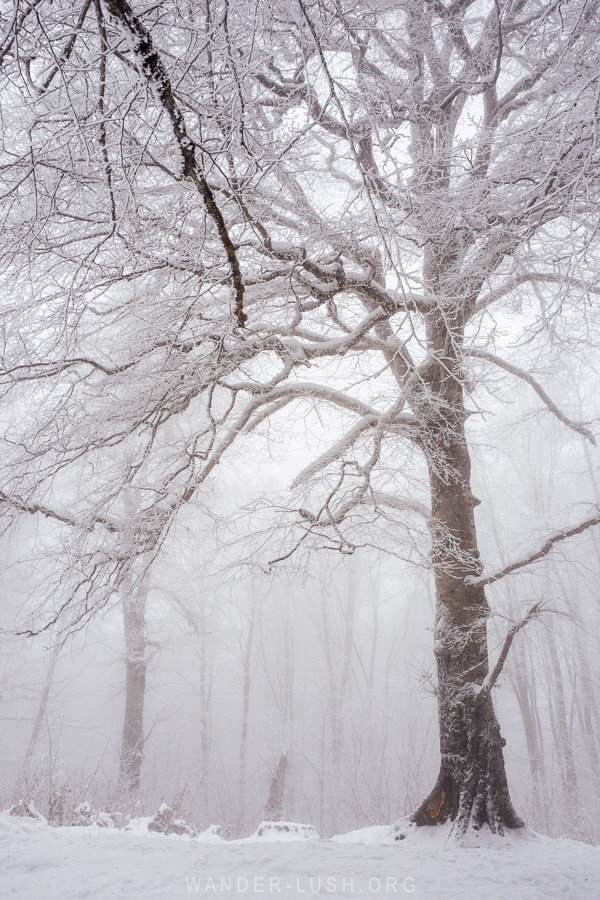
[2,355,599,841]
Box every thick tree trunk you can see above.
[412,453,522,833]
[411,318,523,835]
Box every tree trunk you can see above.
[238,598,258,829]
[264,750,288,821]
[545,622,581,836]
[118,571,149,796]
[198,616,212,813]
[508,650,546,820]
[23,640,61,769]
[411,318,523,835]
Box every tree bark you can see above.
[411,317,523,835]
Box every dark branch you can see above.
[102,0,246,327]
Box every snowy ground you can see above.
[2,813,599,899]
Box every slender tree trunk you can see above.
[319,592,339,765]
[367,577,380,695]
[171,591,214,811]
[508,652,546,817]
[363,572,381,751]
[574,640,600,773]
[412,317,522,834]
[119,571,149,796]
[23,640,61,768]
[198,619,212,812]
[338,568,356,750]
[553,562,600,777]
[238,599,257,828]
[264,750,288,821]
[329,570,356,766]
[545,625,581,834]
[485,503,546,818]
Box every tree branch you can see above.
[0,0,45,69]
[468,348,596,444]
[469,511,600,587]
[41,0,93,92]
[476,601,544,706]
[473,271,600,316]
[102,0,246,326]
[0,490,118,532]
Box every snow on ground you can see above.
[1,812,600,899]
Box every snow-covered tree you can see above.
[2,0,600,835]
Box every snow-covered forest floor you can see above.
[2,813,599,899]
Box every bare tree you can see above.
[2,0,600,837]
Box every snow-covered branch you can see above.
[469,512,600,587]
[473,272,600,316]
[468,349,596,444]
[290,416,378,489]
[0,490,118,533]
[102,0,246,327]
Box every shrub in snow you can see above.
[48,787,72,826]
[70,802,128,829]
[252,821,319,841]
[148,803,196,837]
[9,797,45,821]
[95,811,116,829]
[71,802,94,827]
[106,810,130,830]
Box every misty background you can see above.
[2,344,599,841]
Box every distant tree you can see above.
[264,750,288,822]
[2,0,600,836]
[22,639,62,771]
[118,565,150,796]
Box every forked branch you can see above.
[477,601,544,706]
